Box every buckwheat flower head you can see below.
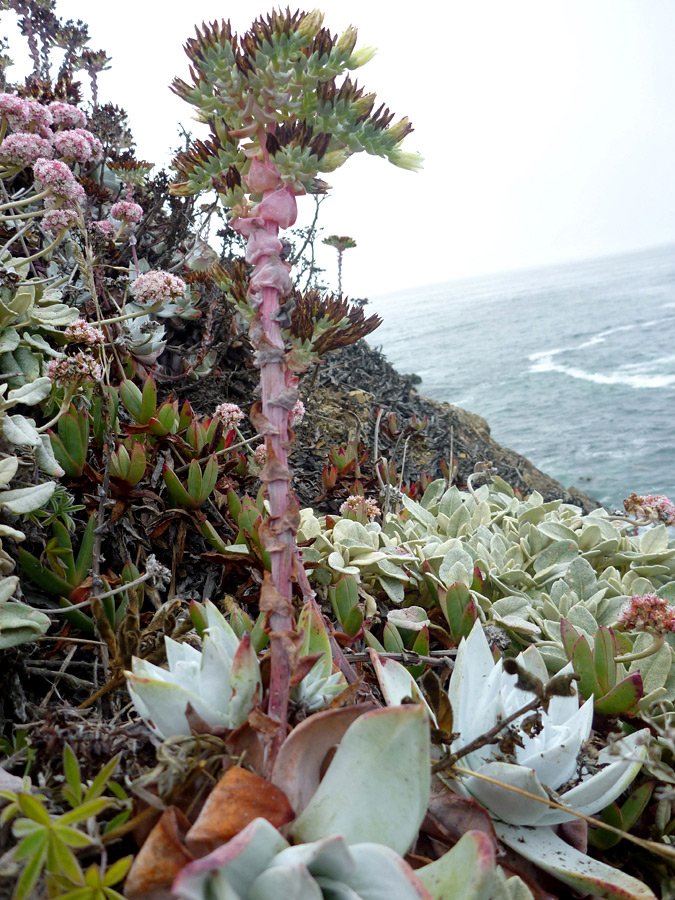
[48,101,87,130]
[624,492,675,526]
[42,207,79,236]
[110,199,143,224]
[33,158,86,205]
[23,100,53,137]
[0,93,29,130]
[131,270,187,306]
[53,128,103,164]
[46,351,102,386]
[618,593,675,635]
[64,318,105,345]
[213,402,244,431]
[0,132,53,167]
[290,398,306,426]
[92,219,116,238]
[340,495,381,521]
[254,443,267,466]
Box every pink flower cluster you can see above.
[213,402,245,431]
[33,158,86,206]
[339,495,381,521]
[48,101,87,130]
[0,93,30,131]
[22,100,53,138]
[254,443,267,466]
[131,270,187,306]
[53,128,103,165]
[64,319,105,345]
[290,399,306,427]
[47,351,102,386]
[624,492,675,526]
[618,593,675,635]
[42,208,79,236]
[92,220,116,238]
[0,132,53,166]
[111,200,143,224]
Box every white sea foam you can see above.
[530,355,675,388]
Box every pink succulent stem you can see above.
[233,168,299,770]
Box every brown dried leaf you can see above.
[125,806,193,900]
[186,766,294,856]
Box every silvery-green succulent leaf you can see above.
[173,819,437,900]
[369,650,437,726]
[291,705,430,855]
[1,414,41,447]
[494,822,656,900]
[28,303,79,328]
[295,602,338,687]
[174,817,289,900]
[4,377,52,408]
[0,480,55,513]
[126,600,261,738]
[416,830,495,900]
[449,622,648,826]
[0,456,18,487]
[0,575,50,648]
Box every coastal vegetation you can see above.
[0,4,673,899]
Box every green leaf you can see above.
[200,453,219,502]
[14,827,47,859]
[593,627,616,697]
[13,841,47,900]
[17,793,51,825]
[162,465,196,509]
[594,673,643,715]
[185,458,201,500]
[62,745,82,807]
[48,834,84,882]
[73,515,96,587]
[383,622,404,653]
[587,801,623,850]
[83,754,121,804]
[52,824,94,848]
[571,634,596,700]
[140,376,157,424]
[119,380,143,422]
[57,797,112,826]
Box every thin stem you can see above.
[15,231,65,266]
[615,632,665,664]
[97,306,156,326]
[447,763,675,861]
[432,696,541,772]
[41,571,154,614]
[0,187,50,211]
[36,390,76,433]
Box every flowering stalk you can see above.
[171,9,420,769]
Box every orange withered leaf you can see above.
[125,806,193,900]
[185,766,295,856]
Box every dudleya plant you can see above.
[125,600,261,739]
[447,622,653,898]
[170,706,497,900]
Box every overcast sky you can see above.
[3,0,675,297]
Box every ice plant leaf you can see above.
[290,705,430,854]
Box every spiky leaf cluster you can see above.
[171,9,421,204]
[289,288,381,356]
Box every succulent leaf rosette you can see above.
[446,622,655,900]
[125,600,261,739]
[448,622,648,826]
[170,706,497,900]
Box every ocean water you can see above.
[369,245,675,510]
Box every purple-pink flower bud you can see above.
[53,128,103,165]
[110,200,143,224]
[47,351,102,386]
[42,208,79,236]
[618,593,675,635]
